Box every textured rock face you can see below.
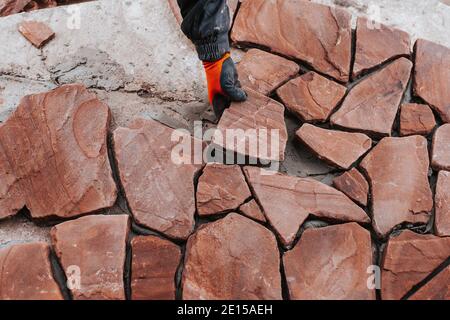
[414,39,450,122]
[0,84,117,220]
[213,88,288,162]
[330,58,412,137]
[435,171,450,237]
[296,124,372,169]
[353,17,410,78]
[231,0,352,82]
[277,72,347,122]
[182,213,282,300]
[381,230,450,300]
[237,49,299,95]
[18,20,55,48]
[239,199,266,223]
[284,223,375,300]
[51,215,129,300]
[131,236,181,300]
[0,242,63,300]
[360,136,433,238]
[197,164,251,216]
[399,103,436,136]
[113,118,202,240]
[431,124,450,171]
[409,266,450,300]
[244,166,369,247]
[333,168,369,207]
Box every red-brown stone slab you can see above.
[431,124,450,171]
[360,136,433,238]
[414,39,450,123]
[51,215,129,300]
[409,266,450,300]
[277,72,347,123]
[113,118,203,240]
[0,0,31,16]
[197,163,251,216]
[353,17,410,78]
[18,20,55,48]
[333,168,369,207]
[0,242,63,300]
[243,166,370,247]
[0,84,117,221]
[231,0,352,82]
[182,213,282,300]
[330,58,412,137]
[399,103,436,136]
[131,236,181,300]
[435,171,450,237]
[296,124,372,169]
[284,223,375,300]
[239,199,266,223]
[382,230,450,300]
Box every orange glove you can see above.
[203,53,247,118]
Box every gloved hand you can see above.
[203,52,247,118]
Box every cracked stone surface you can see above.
[409,265,450,300]
[399,103,436,136]
[435,171,450,237]
[332,168,369,207]
[239,199,266,223]
[431,124,450,171]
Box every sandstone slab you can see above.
[330,58,412,137]
[435,171,450,237]
[0,84,117,220]
[277,72,347,123]
[333,168,369,207]
[231,0,352,82]
[409,266,450,300]
[51,214,129,300]
[182,213,282,300]
[239,199,266,223]
[296,124,372,169]
[399,103,436,136]
[131,235,181,300]
[244,166,369,247]
[18,20,55,48]
[431,124,450,171]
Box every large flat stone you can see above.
[399,103,436,136]
[409,266,450,300]
[332,168,369,207]
[435,171,450,237]
[431,124,450,171]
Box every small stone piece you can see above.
[18,20,55,48]
[409,266,450,300]
[435,171,450,237]
[182,213,282,300]
[399,103,436,136]
[239,199,266,223]
[431,124,450,171]
[333,168,369,207]
[131,236,181,300]
[296,124,372,169]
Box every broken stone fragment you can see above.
[182,213,282,300]
[360,136,433,238]
[0,242,63,300]
[330,58,412,138]
[113,118,203,240]
[414,39,450,122]
[284,223,375,300]
[431,124,450,171]
[243,166,370,247]
[333,168,369,207]
[18,20,55,48]
[409,266,450,300]
[239,199,266,223]
[51,214,129,300]
[197,163,251,216]
[131,235,181,300]
[0,84,117,221]
[399,103,436,136]
[231,0,352,82]
[0,0,31,16]
[296,124,372,169]
[277,71,347,123]
[237,48,299,95]
[353,17,410,78]
[381,230,450,300]
[435,171,450,237]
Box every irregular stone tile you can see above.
[239,199,266,223]
[431,124,450,171]
[409,266,450,300]
[197,163,251,216]
[435,171,450,237]
[382,230,450,300]
[18,20,55,48]
[182,213,282,300]
[332,168,369,207]
[360,136,433,237]
[231,0,352,82]
[414,39,450,122]
[330,58,412,137]
[296,124,372,169]
[0,242,63,300]
[277,72,347,123]
[399,103,436,136]
[243,166,370,247]
[131,235,181,300]
[51,215,129,300]
[284,223,375,300]
[353,17,410,78]
[237,49,299,95]
[213,88,288,162]
[0,84,117,220]
[113,118,202,240]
